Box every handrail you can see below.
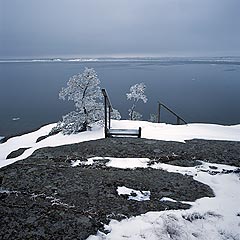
[158,101,187,125]
[102,89,113,112]
[102,88,142,138]
[102,89,113,137]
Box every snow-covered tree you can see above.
[51,67,121,135]
[111,108,121,120]
[149,113,158,123]
[126,82,147,120]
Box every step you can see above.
[107,127,141,138]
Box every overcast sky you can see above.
[1,0,240,58]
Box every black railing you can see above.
[102,88,141,138]
[157,101,187,125]
[102,89,113,137]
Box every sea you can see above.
[1,57,240,138]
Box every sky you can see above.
[1,0,240,59]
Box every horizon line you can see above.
[1,55,240,61]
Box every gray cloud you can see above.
[1,0,240,58]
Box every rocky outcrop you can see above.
[1,138,239,239]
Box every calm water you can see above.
[1,58,240,137]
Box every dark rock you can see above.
[36,135,49,143]
[6,148,30,159]
[233,168,240,174]
[222,169,234,174]
[1,137,240,239]
[209,165,218,170]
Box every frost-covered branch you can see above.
[126,82,147,120]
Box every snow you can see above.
[71,160,82,167]
[0,123,103,168]
[117,186,150,201]
[1,120,240,169]
[76,156,149,169]
[1,119,240,239]
[160,197,178,203]
[87,160,240,240]
[111,120,240,143]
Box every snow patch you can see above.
[71,158,95,166]
[71,160,82,167]
[117,186,150,201]
[160,197,194,205]
[107,157,140,169]
[87,160,240,240]
[107,157,149,169]
[160,197,178,203]
[12,117,20,121]
[71,157,150,169]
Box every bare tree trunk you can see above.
[129,103,136,120]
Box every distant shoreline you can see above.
[1,56,240,64]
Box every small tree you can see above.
[53,68,103,134]
[52,67,121,135]
[149,113,158,123]
[126,82,147,120]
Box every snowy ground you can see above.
[1,120,240,169]
[85,158,240,240]
[1,120,240,239]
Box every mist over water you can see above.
[1,58,240,137]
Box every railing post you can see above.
[102,88,113,138]
[177,117,180,125]
[104,94,108,138]
[108,105,111,129]
[157,102,161,123]
[138,127,142,138]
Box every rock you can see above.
[153,149,161,153]
[209,165,218,170]
[36,135,49,143]
[1,138,239,239]
[6,148,30,159]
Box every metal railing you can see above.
[157,101,187,125]
[102,89,113,137]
